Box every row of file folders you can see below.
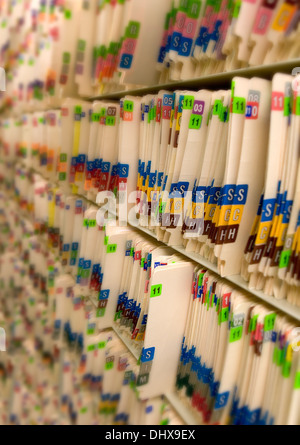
[2,73,300,306]
[0,167,299,425]
[0,0,300,108]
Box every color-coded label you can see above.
[150,284,162,298]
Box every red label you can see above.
[271,91,284,110]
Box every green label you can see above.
[249,314,258,333]
[59,172,66,181]
[220,307,229,323]
[232,97,246,114]
[106,116,116,126]
[63,52,71,64]
[83,219,89,227]
[198,273,204,287]
[233,0,241,18]
[282,360,291,378]
[188,0,201,18]
[87,344,95,352]
[123,100,134,112]
[104,236,108,245]
[125,21,140,39]
[60,153,67,162]
[64,9,72,19]
[105,360,114,371]
[295,97,300,116]
[96,308,106,318]
[213,99,222,117]
[284,97,291,116]
[107,244,117,253]
[183,95,194,110]
[279,249,291,268]
[78,39,86,52]
[159,202,167,214]
[150,284,162,298]
[92,113,100,122]
[189,114,202,130]
[229,326,243,343]
[114,311,122,321]
[74,105,82,115]
[294,371,300,389]
[264,313,276,332]
[98,341,106,349]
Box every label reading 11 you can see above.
[150,284,162,298]
[123,100,134,122]
[107,244,117,253]
[229,326,243,343]
[232,97,246,114]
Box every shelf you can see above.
[125,222,300,322]
[112,324,140,361]
[111,323,200,425]
[90,59,300,101]
[164,393,202,426]
[15,165,300,321]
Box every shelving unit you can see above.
[112,323,200,426]
[90,59,300,101]
[9,58,300,426]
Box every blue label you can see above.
[282,199,293,224]
[261,198,276,222]
[179,37,193,56]
[193,186,206,203]
[245,407,261,425]
[170,31,182,51]
[209,186,221,204]
[99,289,110,300]
[83,260,91,269]
[87,161,94,172]
[149,172,157,188]
[77,154,86,164]
[101,161,110,173]
[157,172,163,188]
[233,184,248,205]
[215,391,230,409]
[141,347,155,363]
[158,46,166,63]
[119,54,133,69]
[119,163,129,178]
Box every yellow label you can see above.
[255,220,272,246]
[205,203,217,222]
[218,205,232,226]
[276,223,288,247]
[192,202,204,219]
[172,197,183,214]
[228,204,244,225]
[212,204,221,227]
[272,3,296,32]
[286,344,293,363]
[176,112,182,132]
[72,122,81,157]
[164,198,172,213]
[147,187,154,201]
[48,193,55,228]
